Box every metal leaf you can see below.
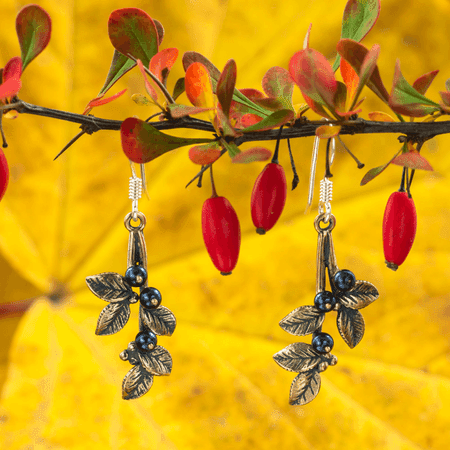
[273,342,322,373]
[337,280,379,309]
[86,272,137,302]
[95,301,130,336]
[139,346,173,376]
[279,305,325,336]
[289,370,321,406]
[122,364,153,400]
[337,307,365,348]
[140,305,176,336]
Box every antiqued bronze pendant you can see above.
[85,173,176,399]
[274,177,379,405]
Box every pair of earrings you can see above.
[85,136,379,404]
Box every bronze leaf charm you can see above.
[140,305,176,336]
[337,307,365,348]
[289,370,321,406]
[279,306,325,337]
[122,365,154,400]
[273,342,324,373]
[336,280,379,310]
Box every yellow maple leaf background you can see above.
[1,0,450,448]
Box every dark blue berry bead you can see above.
[334,269,356,291]
[125,265,148,287]
[135,331,157,352]
[140,287,162,309]
[314,291,337,312]
[312,332,334,354]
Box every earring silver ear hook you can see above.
[305,120,335,214]
[129,163,143,222]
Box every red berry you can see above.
[250,163,287,234]
[382,191,417,270]
[0,148,9,201]
[202,196,241,275]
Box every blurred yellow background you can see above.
[1,0,450,448]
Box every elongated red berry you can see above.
[202,196,241,275]
[251,163,287,234]
[382,191,417,271]
[0,148,9,201]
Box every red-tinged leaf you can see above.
[303,93,333,120]
[231,147,272,164]
[368,111,395,122]
[303,23,312,50]
[188,142,222,165]
[392,152,433,171]
[239,88,266,100]
[389,60,440,117]
[183,52,270,118]
[168,103,214,119]
[252,97,286,111]
[83,89,127,115]
[149,48,179,86]
[172,78,185,101]
[217,59,237,118]
[216,106,238,138]
[121,117,213,163]
[439,91,450,107]
[340,58,359,102]
[137,59,158,101]
[97,51,136,98]
[350,43,380,110]
[360,147,403,186]
[315,124,341,139]
[262,67,294,101]
[333,0,381,71]
[154,19,164,46]
[289,49,337,111]
[0,78,22,100]
[413,70,439,96]
[239,109,294,132]
[239,114,263,128]
[108,8,158,68]
[334,81,347,113]
[337,39,389,103]
[185,62,215,111]
[3,57,22,82]
[16,4,51,71]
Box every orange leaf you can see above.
[315,125,341,139]
[0,77,22,100]
[340,58,359,103]
[185,62,215,110]
[368,111,395,122]
[137,59,158,102]
[149,48,179,86]
[188,142,222,165]
[82,89,127,115]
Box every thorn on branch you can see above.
[0,111,7,148]
[53,130,86,160]
[286,138,299,190]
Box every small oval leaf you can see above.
[139,346,173,375]
[337,307,365,348]
[150,48,179,86]
[239,109,294,132]
[337,280,379,309]
[273,342,322,373]
[188,142,222,165]
[391,152,434,171]
[140,305,176,336]
[108,8,158,68]
[86,272,135,302]
[122,365,153,400]
[231,147,271,164]
[367,111,395,122]
[95,301,131,336]
[262,66,294,101]
[16,4,52,71]
[289,370,321,406]
[315,124,341,139]
[279,305,325,336]
[217,59,237,118]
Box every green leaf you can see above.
[108,8,159,68]
[220,140,241,158]
[360,147,403,186]
[167,103,213,119]
[182,52,270,118]
[231,147,272,163]
[217,59,237,118]
[15,4,52,71]
[239,109,294,132]
[98,50,136,97]
[121,118,214,163]
[262,67,294,103]
[333,0,380,71]
[172,78,185,101]
[389,60,441,117]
